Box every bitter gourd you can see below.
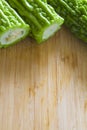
[42,0,47,2]
[6,0,64,43]
[47,0,87,42]
[0,0,30,48]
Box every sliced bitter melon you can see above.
[48,0,87,43]
[0,0,30,48]
[6,0,64,43]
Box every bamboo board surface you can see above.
[0,27,87,130]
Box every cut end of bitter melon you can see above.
[42,23,60,41]
[6,0,64,43]
[0,28,29,48]
[36,18,64,43]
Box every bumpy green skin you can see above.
[6,0,64,43]
[42,0,47,2]
[48,0,87,43]
[0,0,30,48]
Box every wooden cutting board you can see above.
[0,27,87,130]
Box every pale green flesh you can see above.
[0,28,26,45]
[43,24,59,40]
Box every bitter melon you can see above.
[0,0,30,48]
[47,0,87,42]
[6,0,64,43]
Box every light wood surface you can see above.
[0,27,87,130]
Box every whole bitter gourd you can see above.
[0,0,30,48]
[47,0,87,43]
[6,0,64,43]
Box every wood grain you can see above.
[0,27,87,130]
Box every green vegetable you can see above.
[47,0,87,42]
[6,0,64,43]
[0,0,30,48]
[42,0,47,2]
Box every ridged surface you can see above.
[0,0,29,47]
[6,0,64,42]
[0,0,27,33]
[48,0,87,42]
